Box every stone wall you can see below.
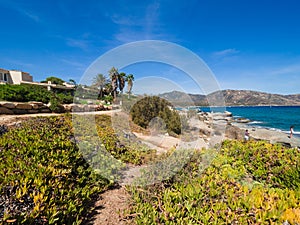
[0,101,112,115]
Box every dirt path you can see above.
[89,186,131,225]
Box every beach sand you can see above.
[232,122,300,148]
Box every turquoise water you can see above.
[199,106,300,134]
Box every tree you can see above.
[92,73,107,99]
[109,67,119,101]
[69,79,77,86]
[125,74,134,99]
[118,72,126,94]
[41,76,65,85]
[130,96,181,135]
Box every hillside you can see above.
[159,90,300,106]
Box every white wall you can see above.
[9,70,22,84]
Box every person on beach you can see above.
[289,125,294,138]
[244,129,250,141]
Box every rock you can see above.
[224,111,233,117]
[40,109,51,113]
[28,101,45,106]
[96,104,105,111]
[0,107,14,114]
[30,103,40,109]
[1,102,16,109]
[225,125,244,140]
[38,105,49,109]
[15,103,32,110]
[235,118,251,123]
[28,109,39,114]
[12,109,28,114]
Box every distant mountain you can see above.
[158,91,206,106]
[159,90,300,106]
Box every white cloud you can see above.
[0,1,41,23]
[111,14,137,26]
[66,38,90,51]
[270,64,300,75]
[111,2,163,43]
[212,48,239,57]
[20,9,40,23]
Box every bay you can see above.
[199,106,300,134]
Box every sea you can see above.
[186,106,300,135]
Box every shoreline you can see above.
[232,122,300,148]
[1,109,300,150]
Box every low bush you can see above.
[0,84,73,104]
[73,114,157,167]
[130,96,181,135]
[0,116,108,224]
[127,140,300,224]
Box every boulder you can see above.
[28,109,39,114]
[40,109,51,113]
[12,109,28,114]
[72,104,84,112]
[63,104,72,112]
[0,107,14,114]
[224,111,233,117]
[225,125,244,140]
[235,118,251,123]
[96,104,105,111]
[28,101,45,106]
[30,103,40,109]
[2,102,16,109]
[15,103,32,110]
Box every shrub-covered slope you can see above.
[0,116,107,224]
[128,140,300,224]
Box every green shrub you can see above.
[73,114,157,167]
[127,141,300,224]
[0,116,107,224]
[0,84,73,104]
[130,96,181,135]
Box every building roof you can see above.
[0,68,9,73]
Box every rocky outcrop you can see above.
[0,101,113,115]
[0,102,50,115]
[63,103,112,112]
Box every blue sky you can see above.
[1,0,300,94]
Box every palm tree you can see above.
[69,79,77,87]
[118,72,126,94]
[92,73,107,99]
[109,67,119,101]
[125,74,134,99]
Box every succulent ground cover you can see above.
[1,113,300,225]
[0,114,156,224]
[127,140,300,224]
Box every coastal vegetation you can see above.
[91,67,135,102]
[0,114,156,224]
[0,116,104,224]
[0,84,73,104]
[1,103,300,224]
[127,140,300,224]
[130,96,181,136]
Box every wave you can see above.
[248,121,264,124]
[283,130,300,135]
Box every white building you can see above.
[0,69,33,84]
[0,68,75,91]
